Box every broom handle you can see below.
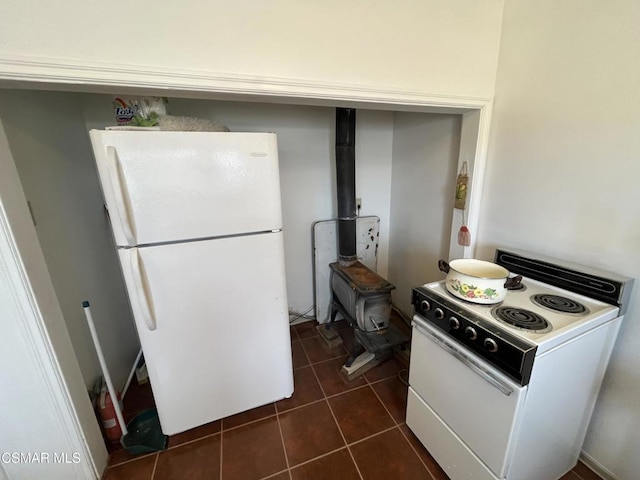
[82,301,128,436]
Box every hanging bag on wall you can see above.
[455,162,468,210]
[455,162,471,246]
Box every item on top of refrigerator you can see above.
[113,96,169,126]
[112,98,137,125]
[157,114,230,132]
[128,97,169,127]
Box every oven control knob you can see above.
[449,317,461,330]
[420,300,431,312]
[465,326,478,340]
[434,308,445,320]
[484,338,499,353]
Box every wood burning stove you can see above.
[326,108,408,378]
[330,262,394,332]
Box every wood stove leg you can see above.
[326,301,339,330]
[316,300,344,348]
[344,339,364,368]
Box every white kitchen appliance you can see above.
[406,248,633,480]
[89,130,293,436]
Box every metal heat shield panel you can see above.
[312,216,379,323]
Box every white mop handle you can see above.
[82,301,128,436]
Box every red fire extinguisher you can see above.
[97,380,123,442]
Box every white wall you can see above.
[0,1,504,101]
[388,113,461,316]
[479,1,640,478]
[354,110,394,277]
[0,90,140,390]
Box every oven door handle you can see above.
[415,323,514,397]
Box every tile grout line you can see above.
[282,445,352,471]
[274,405,292,480]
[571,469,588,480]
[298,330,349,366]
[149,453,159,480]
[303,326,421,478]
[276,396,325,416]
[346,424,398,447]
[219,422,223,480]
[397,424,438,480]
[107,451,157,468]
[293,331,314,370]
[365,365,437,480]
[325,395,364,480]
[166,429,222,451]
[258,469,290,480]
[364,362,437,479]
[307,356,364,480]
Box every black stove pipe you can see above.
[335,108,357,266]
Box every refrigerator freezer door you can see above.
[90,130,283,247]
[118,231,293,435]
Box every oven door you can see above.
[407,315,527,479]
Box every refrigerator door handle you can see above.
[129,248,157,331]
[107,146,137,246]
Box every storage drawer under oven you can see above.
[407,388,498,480]
[408,315,527,478]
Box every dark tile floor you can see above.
[102,319,603,480]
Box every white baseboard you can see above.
[580,450,618,480]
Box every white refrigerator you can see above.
[89,130,293,435]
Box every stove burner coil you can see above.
[531,294,588,315]
[492,306,552,333]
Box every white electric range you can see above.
[406,248,633,480]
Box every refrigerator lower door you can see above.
[118,231,293,435]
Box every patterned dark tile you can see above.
[560,472,581,480]
[107,447,156,467]
[279,401,345,466]
[364,356,406,383]
[399,424,449,480]
[327,386,394,444]
[572,461,604,480]
[350,428,430,480]
[102,454,156,480]
[371,376,408,424]
[222,417,287,480]
[154,434,221,480]
[294,320,319,339]
[290,448,360,480]
[265,472,291,480]
[312,356,366,397]
[223,403,276,430]
[168,420,221,448]
[291,340,310,369]
[301,336,347,364]
[276,366,324,413]
[290,325,299,341]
